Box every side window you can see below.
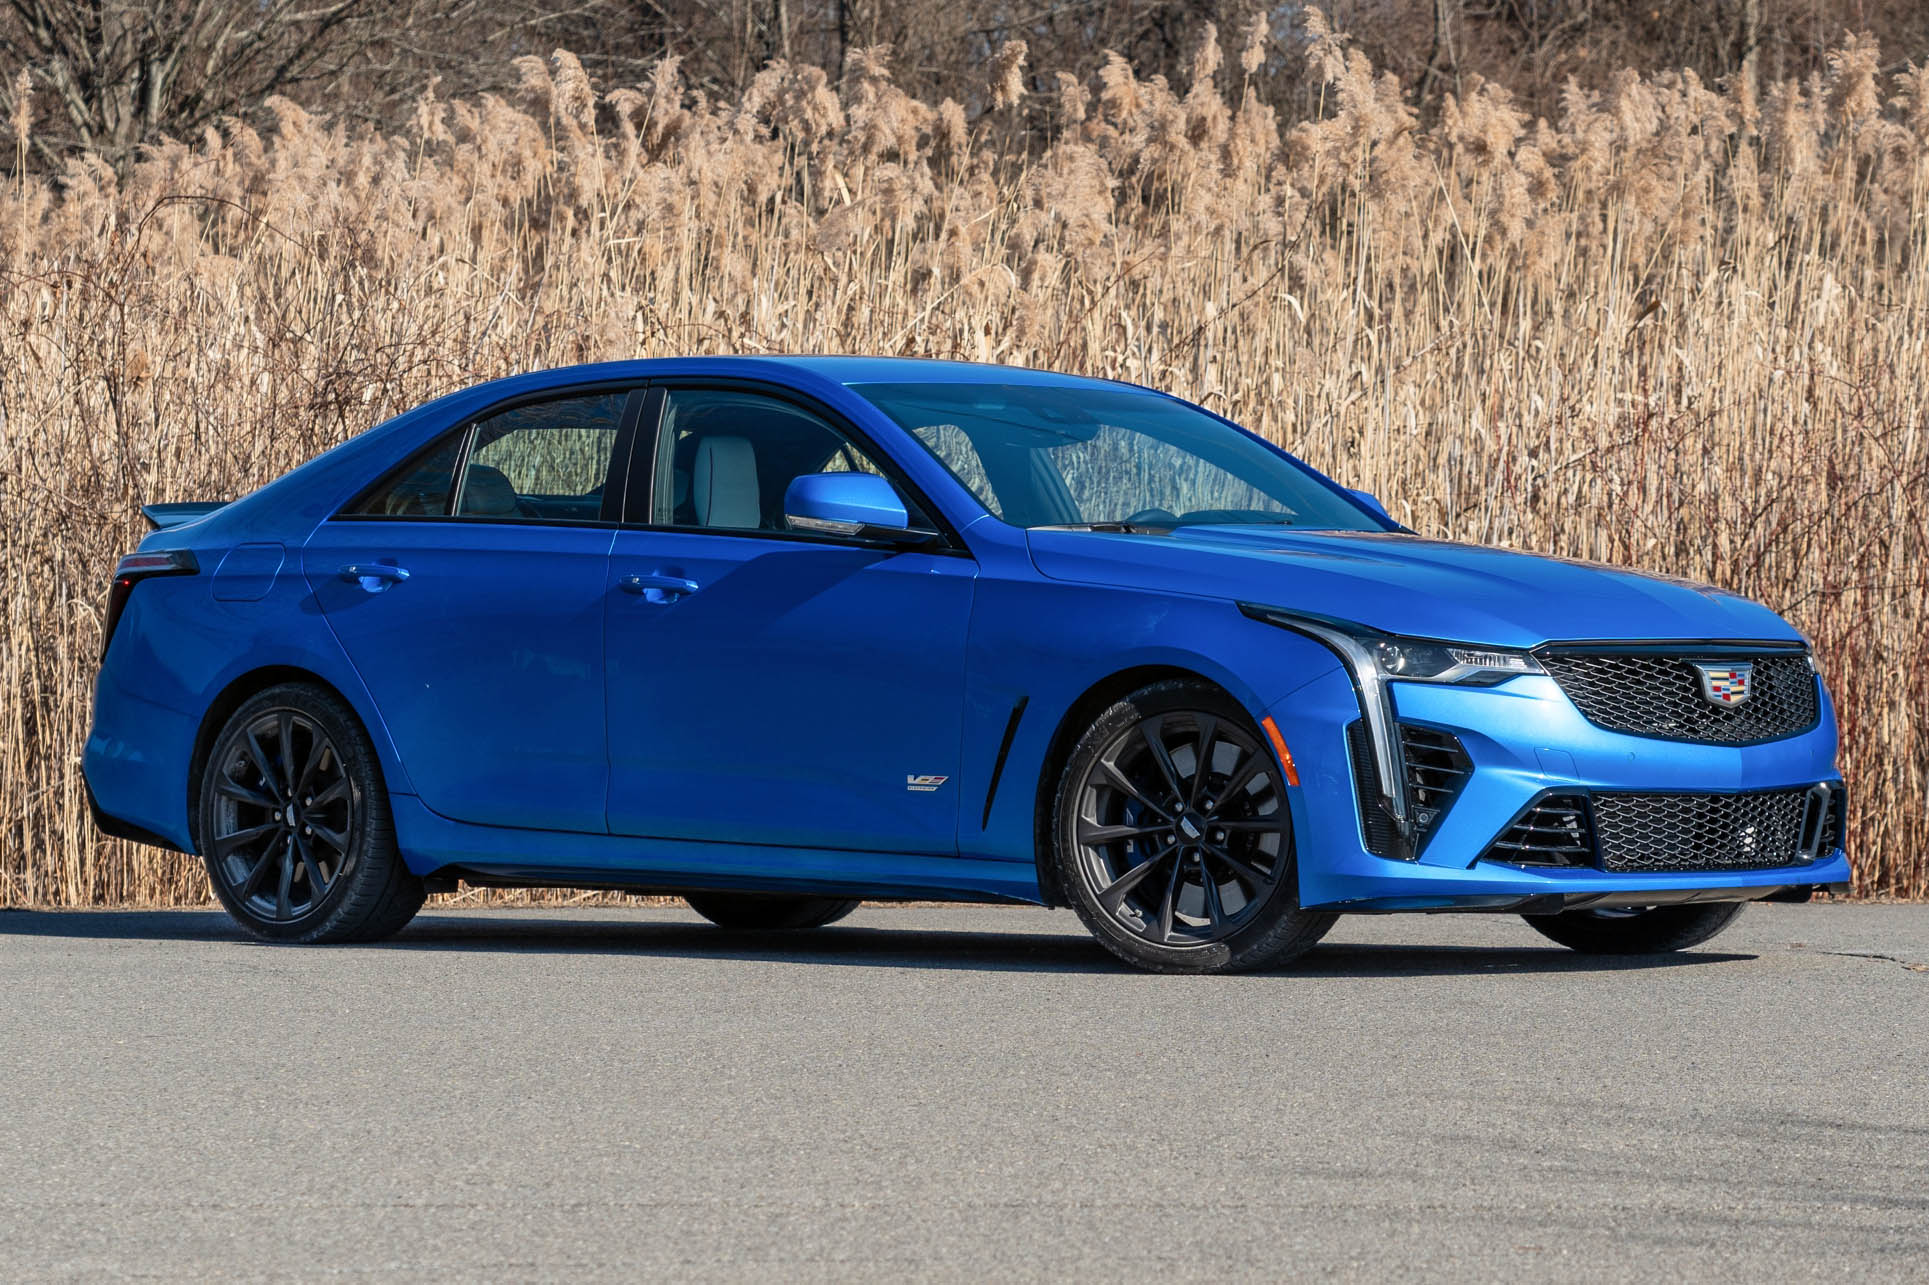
[346,434,465,517]
[344,390,632,522]
[457,392,628,523]
[650,388,928,532]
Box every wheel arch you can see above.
[1029,664,1249,908]
[185,666,378,852]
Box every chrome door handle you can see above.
[339,563,410,590]
[619,572,700,602]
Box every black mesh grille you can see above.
[1400,725,1470,844]
[1485,795,1595,866]
[1539,650,1818,744]
[1592,789,1812,873]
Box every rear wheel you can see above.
[1050,680,1336,974]
[1523,902,1747,954]
[197,683,423,943]
[684,892,861,930]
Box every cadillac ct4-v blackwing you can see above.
[87,358,1847,971]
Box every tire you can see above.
[684,892,861,930]
[1050,679,1337,974]
[197,682,424,943]
[1523,902,1747,954]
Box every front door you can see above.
[603,385,976,854]
[305,387,639,833]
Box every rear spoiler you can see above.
[141,501,226,530]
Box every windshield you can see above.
[853,382,1382,532]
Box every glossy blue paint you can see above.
[783,471,912,531]
[84,356,1847,912]
[603,529,975,853]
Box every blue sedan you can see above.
[85,357,1848,971]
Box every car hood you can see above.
[1025,527,1802,650]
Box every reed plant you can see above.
[2,18,1924,904]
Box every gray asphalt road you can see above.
[3,902,1926,1282]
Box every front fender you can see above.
[961,573,1344,866]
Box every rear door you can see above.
[304,387,642,833]
[602,383,977,854]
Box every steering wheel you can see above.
[1122,507,1181,527]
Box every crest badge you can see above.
[1690,661,1753,705]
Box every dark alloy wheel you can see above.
[684,892,861,930]
[1052,680,1336,973]
[198,683,424,943]
[1523,901,1747,954]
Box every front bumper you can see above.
[1266,666,1849,912]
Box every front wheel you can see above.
[1050,680,1336,974]
[1523,902,1747,954]
[684,892,861,930]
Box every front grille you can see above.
[1483,786,1840,872]
[1485,795,1595,866]
[1592,789,1815,872]
[1539,649,1818,745]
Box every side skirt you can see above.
[391,795,1046,906]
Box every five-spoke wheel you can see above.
[1053,680,1335,973]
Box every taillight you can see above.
[102,550,198,660]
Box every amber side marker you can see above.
[1259,715,1301,788]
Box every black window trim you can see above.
[332,382,648,529]
[617,377,972,555]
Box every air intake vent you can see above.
[1484,795,1595,867]
[1345,719,1402,859]
[1400,725,1470,848]
[1592,789,1815,873]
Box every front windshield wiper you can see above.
[1049,521,1175,535]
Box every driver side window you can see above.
[649,388,928,532]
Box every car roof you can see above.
[468,355,1134,398]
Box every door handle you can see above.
[619,572,700,602]
[339,563,410,591]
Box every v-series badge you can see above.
[905,775,949,792]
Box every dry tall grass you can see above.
[3,19,1925,905]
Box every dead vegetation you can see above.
[2,18,1924,904]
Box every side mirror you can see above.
[784,472,935,545]
[1347,488,1393,523]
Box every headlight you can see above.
[1239,604,1542,845]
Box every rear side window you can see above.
[343,391,630,523]
[347,435,464,517]
[457,394,627,523]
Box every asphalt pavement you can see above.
[3,901,1926,1282]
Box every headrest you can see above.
[693,436,760,528]
[460,463,520,516]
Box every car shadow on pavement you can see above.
[0,908,1753,976]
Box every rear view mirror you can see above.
[784,473,935,545]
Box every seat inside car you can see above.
[458,463,521,517]
[691,435,760,528]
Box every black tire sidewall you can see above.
[198,682,416,943]
[684,892,861,930]
[1051,680,1334,973]
[1523,901,1747,954]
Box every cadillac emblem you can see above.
[1690,661,1754,705]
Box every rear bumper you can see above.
[1266,666,1849,913]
